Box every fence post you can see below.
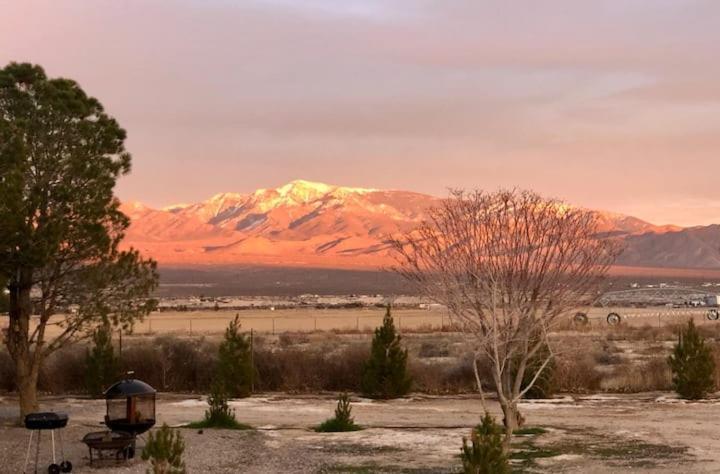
[272,317,275,335]
[250,329,255,393]
[314,317,317,332]
[148,317,152,334]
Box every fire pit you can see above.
[82,431,135,466]
[104,376,156,436]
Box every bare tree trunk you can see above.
[473,354,488,413]
[499,399,523,450]
[6,271,40,418]
[496,367,526,451]
[16,357,40,417]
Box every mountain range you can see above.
[120,180,720,271]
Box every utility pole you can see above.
[250,329,255,393]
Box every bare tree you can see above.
[391,189,620,448]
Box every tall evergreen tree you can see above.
[668,319,716,400]
[85,324,120,398]
[360,306,412,399]
[215,315,253,398]
[0,63,158,415]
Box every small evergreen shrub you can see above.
[315,393,361,432]
[668,319,716,399]
[360,306,412,399]
[187,383,251,430]
[215,315,253,398]
[142,424,186,474]
[460,413,510,474]
[85,324,119,398]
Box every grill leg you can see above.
[51,430,56,464]
[34,430,41,474]
[23,430,34,474]
[58,429,65,461]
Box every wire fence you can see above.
[132,311,451,335]
[3,306,718,338]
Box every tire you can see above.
[607,312,621,325]
[708,309,720,321]
[573,312,589,325]
[60,461,72,473]
[48,464,61,474]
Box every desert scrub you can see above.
[187,384,251,430]
[460,413,510,474]
[316,393,362,432]
[668,319,716,399]
[142,424,186,474]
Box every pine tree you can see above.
[186,380,251,430]
[360,306,412,399]
[142,424,186,474]
[85,324,119,398]
[668,319,716,400]
[202,382,241,428]
[315,393,361,432]
[668,319,715,400]
[460,413,510,474]
[215,315,253,398]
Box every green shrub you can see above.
[187,383,251,430]
[460,413,510,474]
[141,424,186,474]
[215,315,253,398]
[85,324,119,398]
[519,343,556,399]
[360,306,412,399]
[316,393,361,432]
[668,319,716,399]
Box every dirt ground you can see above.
[1,392,719,473]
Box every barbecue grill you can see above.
[104,377,156,436]
[23,412,72,473]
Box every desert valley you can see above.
[4,2,720,473]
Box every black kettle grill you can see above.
[23,412,72,473]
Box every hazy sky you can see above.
[2,0,719,226]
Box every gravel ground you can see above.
[2,392,720,473]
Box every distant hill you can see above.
[121,179,718,270]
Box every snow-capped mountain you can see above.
[120,179,716,270]
[121,180,437,267]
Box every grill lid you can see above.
[104,378,156,398]
[25,412,69,430]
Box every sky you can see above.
[1,0,719,226]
